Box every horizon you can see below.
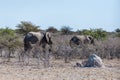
[0,0,120,32]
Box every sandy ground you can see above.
[0,58,120,80]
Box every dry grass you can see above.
[0,58,120,80]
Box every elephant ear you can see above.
[88,36,94,45]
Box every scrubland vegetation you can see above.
[0,21,120,61]
[0,21,120,80]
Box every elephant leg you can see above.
[44,50,50,68]
[23,50,30,65]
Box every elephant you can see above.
[69,35,94,48]
[24,31,52,51]
[22,31,53,66]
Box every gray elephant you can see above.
[69,35,94,48]
[24,31,52,51]
[22,31,53,66]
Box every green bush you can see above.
[0,27,22,61]
[77,28,107,40]
[0,27,15,36]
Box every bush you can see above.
[52,32,120,61]
[0,27,15,36]
[0,27,23,61]
[77,28,107,40]
[95,37,120,59]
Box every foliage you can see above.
[60,26,73,35]
[46,26,58,33]
[0,27,22,47]
[0,27,23,61]
[91,28,107,40]
[16,21,40,35]
[115,28,120,37]
[115,28,120,32]
[0,27,15,36]
[77,28,107,40]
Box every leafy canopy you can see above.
[61,26,73,35]
[77,28,107,40]
[16,21,40,35]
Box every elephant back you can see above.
[70,35,95,48]
[29,32,44,42]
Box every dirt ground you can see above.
[0,58,120,80]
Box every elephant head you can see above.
[40,32,53,49]
[85,35,94,44]
[45,32,53,45]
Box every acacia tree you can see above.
[46,26,58,33]
[61,26,73,35]
[115,28,120,32]
[16,21,40,35]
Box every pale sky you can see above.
[0,0,120,31]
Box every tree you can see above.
[0,27,22,61]
[16,21,40,35]
[60,26,73,35]
[46,26,58,33]
[115,28,120,37]
[115,28,120,33]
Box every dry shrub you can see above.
[52,34,96,62]
[51,35,72,59]
[1,33,119,63]
[52,34,120,61]
[95,37,120,59]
